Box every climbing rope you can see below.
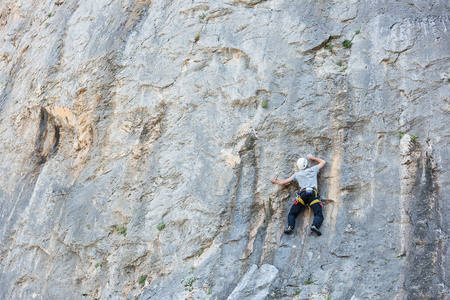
[294,206,311,289]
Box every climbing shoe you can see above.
[310,226,322,236]
[284,226,294,234]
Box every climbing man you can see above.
[270,154,326,235]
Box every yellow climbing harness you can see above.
[295,197,321,206]
[295,188,321,206]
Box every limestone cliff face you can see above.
[0,0,449,299]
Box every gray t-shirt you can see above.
[290,165,320,189]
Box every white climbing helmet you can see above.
[297,158,308,170]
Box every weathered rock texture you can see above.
[0,0,449,299]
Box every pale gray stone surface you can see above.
[0,0,449,299]
[227,264,278,300]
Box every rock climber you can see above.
[270,154,326,235]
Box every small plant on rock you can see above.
[336,60,343,67]
[295,290,301,295]
[95,263,100,268]
[355,28,360,35]
[398,131,404,139]
[411,135,418,142]
[339,65,347,72]
[261,99,269,109]
[157,221,165,231]
[138,275,147,284]
[342,39,352,49]
[115,224,127,236]
[183,274,196,291]
[325,44,333,51]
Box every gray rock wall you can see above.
[0,0,449,299]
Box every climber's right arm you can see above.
[270,177,293,185]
